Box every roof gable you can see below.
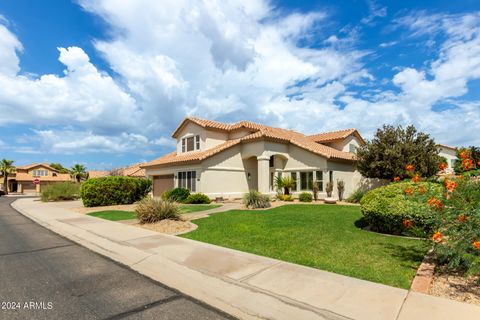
[308,128,366,145]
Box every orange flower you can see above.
[402,219,413,228]
[412,174,421,183]
[418,186,426,194]
[457,214,468,222]
[432,232,443,243]
[473,241,480,250]
[393,176,401,182]
[459,150,470,159]
[428,197,443,210]
[405,164,415,172]
[444,179,457,192]
[462,158,474,170]
[404,188,414,196]
[438,162,448,171]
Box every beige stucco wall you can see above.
[328,136,361,153]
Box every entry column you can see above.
[257,156,270,194]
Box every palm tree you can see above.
[274,176,296,195]
[70,164,87,183]
[0,159,15,194]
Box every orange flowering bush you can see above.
[438,162,448,171]
[430,178,480,275]
[405,164,415,172]
[393,176,401,182]
[454,147,480,176]
[411,174,421,183]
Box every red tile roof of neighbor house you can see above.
[88,170,110,178]
[437,144,457,150]
[143,117,361,168]
[308,128,366,144]
[14,172,72,182]
[16,163,57,171]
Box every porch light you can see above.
[247,172,251,180]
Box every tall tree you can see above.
[70,164,87,183]
[49,163,70,174]
[356,125,441,180]
[0,159,15,194]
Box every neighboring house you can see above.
[438,144,457,174]
[142,117,379,199]
[0,163,72,194]
[88,170,110,178]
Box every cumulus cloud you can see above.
[1,2,480,159]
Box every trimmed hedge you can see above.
[184,193,211,204]
[80,176,152,207]
[360,181,443,236]
[299,192,313,202]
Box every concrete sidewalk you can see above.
[12,198,480,320]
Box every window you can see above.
[291,172,297,191]
[316,171,323,192]
[329,171,333,183]
[450,159,455,168]
[178,171,196,191]
[300,171,313,190]
[349,144,357,154]
[270,172,274,190]
[32,169,48,177]
[182,135,201,153]
[195,135,200,150]
[269,156,274,168]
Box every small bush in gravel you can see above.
[243,190,271,209]
[277,194,293,201]
[41,182,80,202]
[299,192,313,202]
[184,193,211,204]
[135,197,180,224]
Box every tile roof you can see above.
[88,170,110,178]
[308,128,365,144]
[437,144,457,150]
[144,117,358,168]
[16,163,57,171]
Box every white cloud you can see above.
[1,2,480,159]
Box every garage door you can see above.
[22,182,36,193]
[152,175,174,197]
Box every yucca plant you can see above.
[274,176,296,195]
[135,197,180,224]
[337,180,345,201]
[326,181,334,197]
[243,190,271,209]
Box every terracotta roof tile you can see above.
[437,144,457,150]
[88,170,110,178]
[308,128,362,143]
[145,118,358,168]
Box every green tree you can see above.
[49,163,70,174]
[70,164,87,183]
[356,125,441,180]
[0,159,15,194]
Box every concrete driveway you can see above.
[0,197,234,320]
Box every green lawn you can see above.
[88,204,221,221]
[180,205,429,289]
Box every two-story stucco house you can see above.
[142,117,380,199]
[0,163,72,194]
[437,144,458,174]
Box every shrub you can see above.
[41,182,80,202]
[274,176,296,195]
[430,178,480,274]
[243,190,271,209]
[161,189,172,201]
[184,193,211,204]
[166,188,190,202]
[135,197,180,224]
[80,176,152,207]
[346,189,366,203]
[360,181,443,236]
[277,194,293,201]
[326,182,334,197]
[337,180,345,201]
[299,192,313,202]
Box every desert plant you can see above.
[429,178,480,274]
[299,192,313,202]
[243,190,271,209]
[0,159,15,194]
[41,182,80,201]
[326,181,334,197]
[360,181,443,236]
[337,180,345,201]
[166,187,190,202]
[184,193,211,204]
[80,176,152,207]
[346,189,366,203]
[135,197,180,224]
[275,176,296,195]
[311,180,320,201]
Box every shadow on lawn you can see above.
[382,243,428,269]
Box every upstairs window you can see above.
[181,135,200,153]
[32,169,48,177]
[349,144,357,154]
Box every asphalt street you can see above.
[0,196,235,320]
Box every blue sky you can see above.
[0,0,479,170]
